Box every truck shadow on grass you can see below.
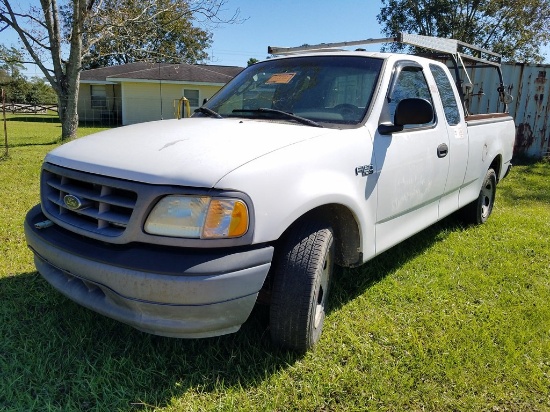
[0,272,293,410]
[329,213,465,313]
[1,215,465,411]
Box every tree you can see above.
[0,44,24,80]
[0,45,30,104]
[247,58,259,66]
[3,76,29,103]
[82,0,214,68]
[0,45,57,104]
[0,1,239,140]
[27,77,57,104]
[377,0,550,63]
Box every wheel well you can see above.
[282,204,362,268]
[490,155,502,182]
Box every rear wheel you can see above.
[270,219,334,352]
[461,168,497,224]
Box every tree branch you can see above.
[1,1,57,87]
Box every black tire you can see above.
[461,168,497,225]
[270,220,334,352]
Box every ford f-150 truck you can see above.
[24,33,515,352]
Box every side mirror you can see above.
[378,98,434,135]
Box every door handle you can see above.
[437,143,449,158]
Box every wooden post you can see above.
[2,88,8,158]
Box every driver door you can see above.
[373,61,450,254]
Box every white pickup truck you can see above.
[25,33,514,352]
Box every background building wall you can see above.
[463,63,549,159]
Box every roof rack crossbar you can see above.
[267,37,397,55]
[456,40,500,59]
[457,52,500,68]
[268,32,501,67]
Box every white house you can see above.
[78,62,243,126]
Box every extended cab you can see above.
[25,33,515,352]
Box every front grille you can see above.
[42,166,137,237]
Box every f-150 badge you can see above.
[355,164,374,177]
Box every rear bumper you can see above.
[24,205,274,338]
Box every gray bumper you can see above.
[25,205,274,338]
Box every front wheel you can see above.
[461,168,497,225]
[270,220,334,352]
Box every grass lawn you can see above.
[1,114,549,411]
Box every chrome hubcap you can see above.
[314,250,331,328]
[480,179,494,218]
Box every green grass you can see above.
[1,112,109,149]
[1,117,549,411]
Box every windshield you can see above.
[201,55,383,127]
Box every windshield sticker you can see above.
[266,73,297,84]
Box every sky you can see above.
[1,0,548,76]
[206,0,550,67]
[205,0,386,67]
[1,0,387,76]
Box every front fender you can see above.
[215,129,378,260]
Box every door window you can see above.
[387,64,434,127]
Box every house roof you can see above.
[80,62,244,84]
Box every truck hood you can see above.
[46,118,330,187]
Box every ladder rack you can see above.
[268,32,502,68]
[268,32,511,114]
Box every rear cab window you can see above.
[429,64,462,126]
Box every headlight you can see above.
[144,195,249,239]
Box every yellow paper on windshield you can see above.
[266,73,296,84]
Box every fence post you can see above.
[1,88,8,158]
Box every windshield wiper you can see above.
[195,107,223,119]
[232,108,323,128]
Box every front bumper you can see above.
[24,205,273,338]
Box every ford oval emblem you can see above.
[64,194,83,210]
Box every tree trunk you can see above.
[58,96,79,140]
[57,0,85,141]
[58,79,80,141]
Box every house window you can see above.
[91,85,107,109]
[183,89,199,107]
